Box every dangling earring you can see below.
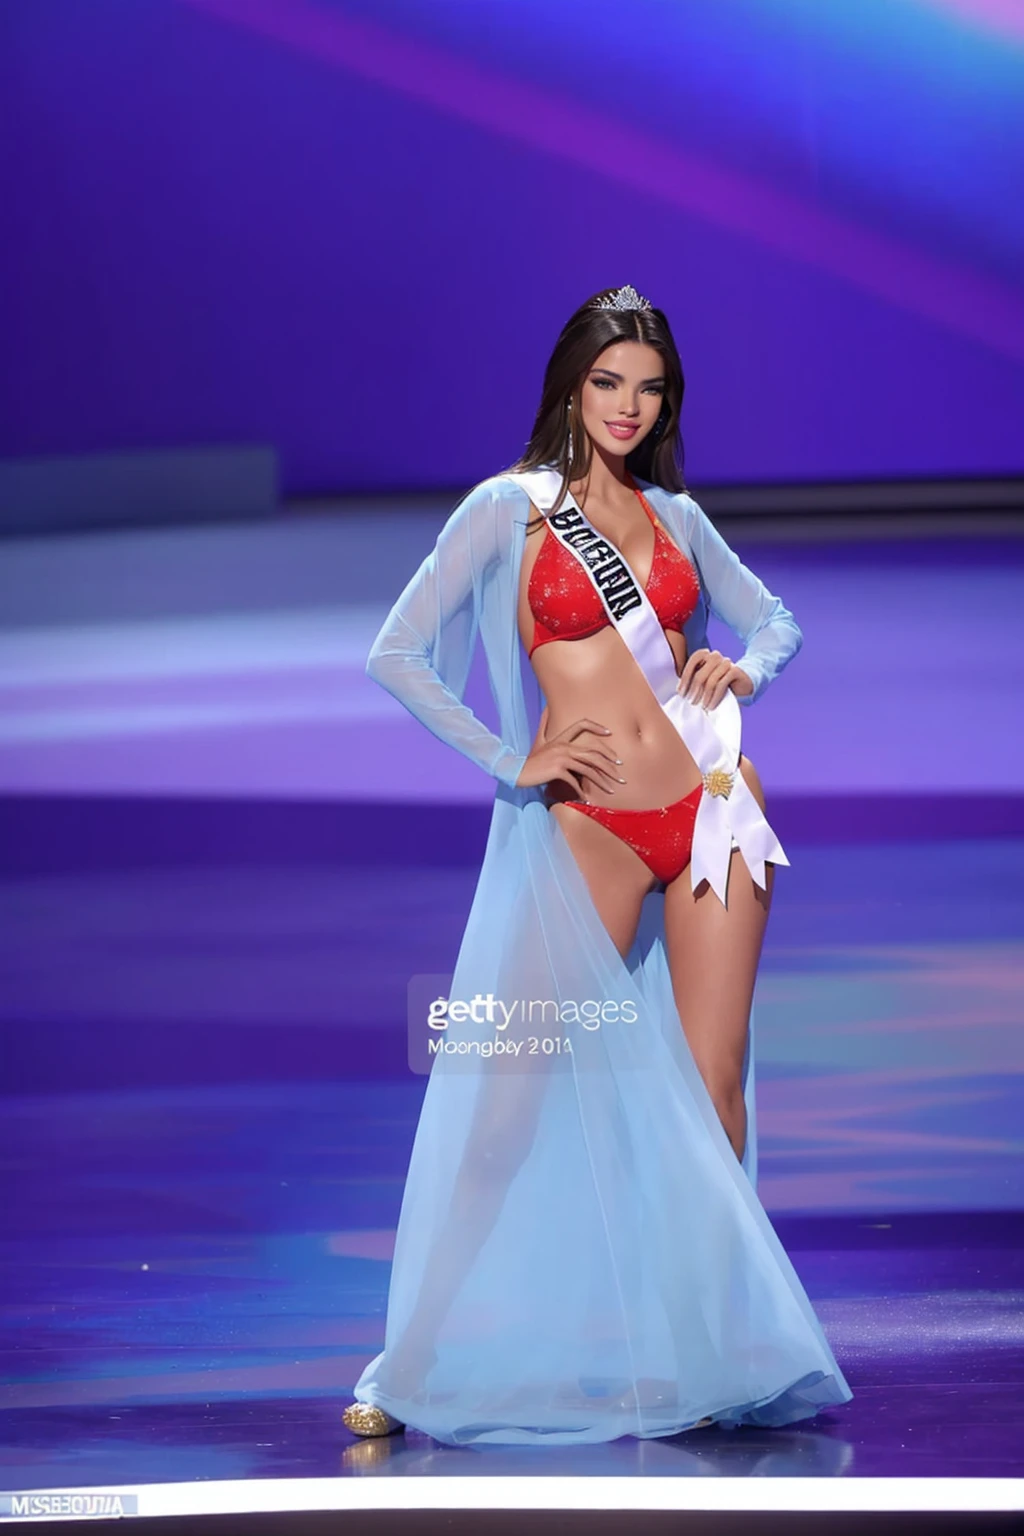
[652,404,668,441]
[566,399,574,461]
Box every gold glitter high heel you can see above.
[342,1338,439,1436]
[341,1402,405,1438]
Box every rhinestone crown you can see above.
[594,284,652,313]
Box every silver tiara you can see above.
[595,284,652,313]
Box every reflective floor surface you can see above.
[1,825,1022,1488]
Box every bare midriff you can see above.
[523,618,703,810]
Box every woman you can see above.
[343,285,852,1447]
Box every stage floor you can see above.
[1,828,1022,1495]
[1,1116,1021,1487]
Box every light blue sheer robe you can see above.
[353,472,853,1445]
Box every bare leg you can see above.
[548,800,658,959]
[663,755,774,1163]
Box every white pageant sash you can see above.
[504,467,789,907]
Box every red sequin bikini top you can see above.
[527,480,701,658]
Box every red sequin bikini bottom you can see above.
[561,782,704,885]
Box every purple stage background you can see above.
[2,8,1024,1497]
[1,0,1022,494]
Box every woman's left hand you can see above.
[676,649,754,710]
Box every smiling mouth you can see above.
[606,422,639,436]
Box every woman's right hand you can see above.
[514,717,624,794]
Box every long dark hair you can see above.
[507,286,688,520]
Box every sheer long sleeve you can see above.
[680,494,803,706]
[365,480,528,788]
